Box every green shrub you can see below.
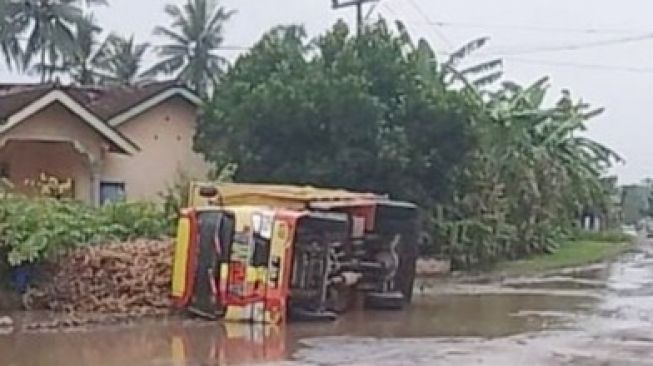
[0,196,168,266]
[96,201,169,239]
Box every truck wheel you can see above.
[363,291,405,310]
[396,246,417,303]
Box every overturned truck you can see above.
[171,183,418,323]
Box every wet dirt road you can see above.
[1,240,652,365]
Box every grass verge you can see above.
[495,239,634,276]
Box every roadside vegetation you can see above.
[497,232,634,275]
[0,196,168,266]
[0,1,623,271]
[196,20,621,269]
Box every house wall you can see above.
[0,103,107,202]
[101,96,211,202]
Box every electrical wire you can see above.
[404,0,454,49]
[507,57,653,74]
[364,0,381,20]
[381,2,399,17]
[378,3,653,56]
[424,20,647,36]
[480,32,653,56]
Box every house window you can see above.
[100,182,126,204]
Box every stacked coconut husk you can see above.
[28,239,174,317]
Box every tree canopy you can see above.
[196,20,473,206]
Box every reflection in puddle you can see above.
[169,323,288,365]
[0,321,288,366]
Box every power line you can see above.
[404,0,453,49]
[377,4,653,56]
[364,1,381,21]
[481,32,653,56]
[380,2,399,17]
[507,57,653,74]
[423,20,647,36]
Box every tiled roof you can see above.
[0,80,191,154]
[0,80,181,121]
[0,86,52,120]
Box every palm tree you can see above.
[146,0,235,97]
[95,34,150,86]
[0,1,24,71]
[63,14,107,85]
[15,0,82,81]
[1,0,106,80]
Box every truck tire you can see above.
[396,238,417,303]
[363,291,405,310]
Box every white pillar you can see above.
[584,216,591,230]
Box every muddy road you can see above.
[1,240,652,365]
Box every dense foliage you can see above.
[197,20,620,268]
[0,196,168,266]
[436,79,620,267]
[197,21,472,207]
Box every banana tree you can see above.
[394,20,503,91]
[439,75,620,266]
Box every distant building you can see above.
[0,81,210,204]
[621,185,650,225]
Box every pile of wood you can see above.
[32,239,174,317]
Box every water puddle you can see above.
[2,241,653,365]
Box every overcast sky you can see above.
[2,0,652,184]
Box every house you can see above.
[0,81,211,205]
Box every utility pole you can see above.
[331,0,379,35]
